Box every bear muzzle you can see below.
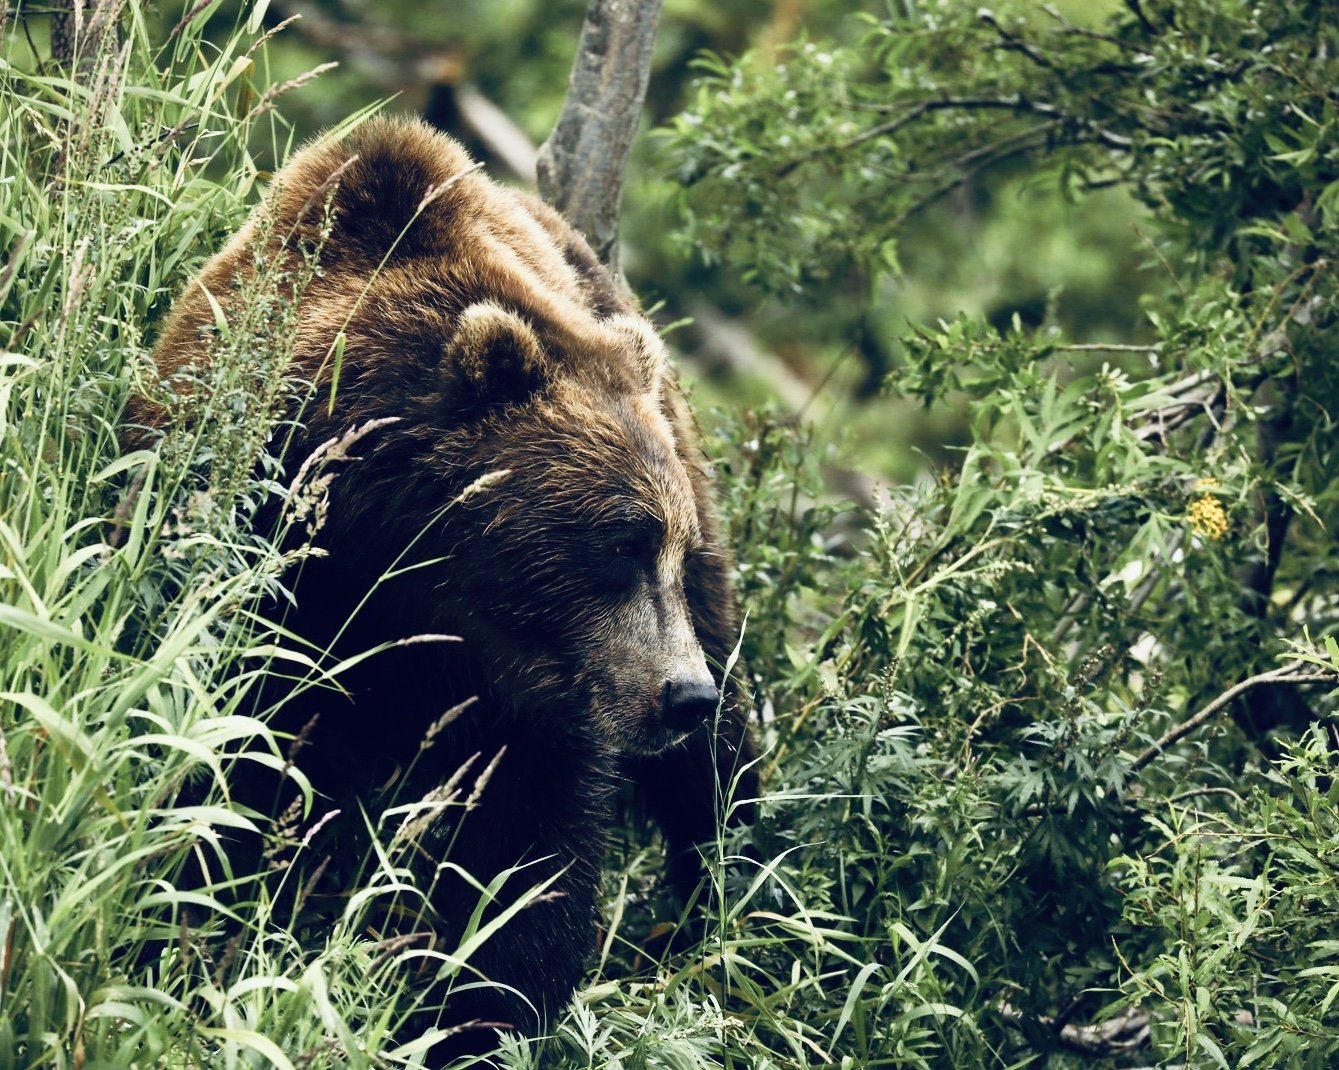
[661,676,720,732]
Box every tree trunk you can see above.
[537,0,664,274]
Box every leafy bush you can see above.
[655,0,1339,1066]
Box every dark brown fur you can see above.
[132,117,757,1061]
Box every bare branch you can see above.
[977,9,1057,70]
[1124,0,1161,36]
[537,0,663,271]
[686,301,813,413]
[454,84,537,185]
[682,302,878,510]
[1000,1004,1151,1057]
[891,123,1058,228]
[1130,666,1337,775]
[1056,342,1160,353]
[777,95,1132,182]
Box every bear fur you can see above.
[130,116,757,1060]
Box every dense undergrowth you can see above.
[3,2,1338,1069]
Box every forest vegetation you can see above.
[1,1,1337,1067]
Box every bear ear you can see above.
[443,303,549,410]
[603,314,667,397]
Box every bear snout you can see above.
[661,676,720,732]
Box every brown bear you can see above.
[130,116,757,1061]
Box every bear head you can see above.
[410,299,723,756]
[135,117,728,757]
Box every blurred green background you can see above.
[15,0,1156,485]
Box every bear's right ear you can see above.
[442,303,549,411]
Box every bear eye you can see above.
[603,523,660,570]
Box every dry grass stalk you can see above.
[421,696,477,752]
[465,745,507,810]
[392,751,485,844]
[283,416,402,537]
[244,62,340,122]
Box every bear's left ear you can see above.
[603,315,667,398]
[443,302,549,410]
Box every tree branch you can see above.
[1000,1003,1151,1057]
[1130,666,1336,776]
[452,83,538,185]
[775,95,1133,181]
[684,300,878,510]
[1123,0,1161,36]
[890,123,1058,229]
[537,0,663,272]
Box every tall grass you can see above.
[0,3,421,1065]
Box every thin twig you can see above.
[892,123,1057,229]
[1040,4,1146,50]
[977,10,1057,70]
[1124,0,1160,36]
[778,95,1132,180]
[1130,666,1336,775]
[1055,342,1159,353]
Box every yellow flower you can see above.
[1187,493,1228,540]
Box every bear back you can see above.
[135,116,668,440]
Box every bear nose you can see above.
[661,677,719,731]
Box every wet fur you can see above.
[131,117,757,1061]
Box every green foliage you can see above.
[1115,725,1339,1069]
[649,0,1339,1066]
[668,0,1339,295]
